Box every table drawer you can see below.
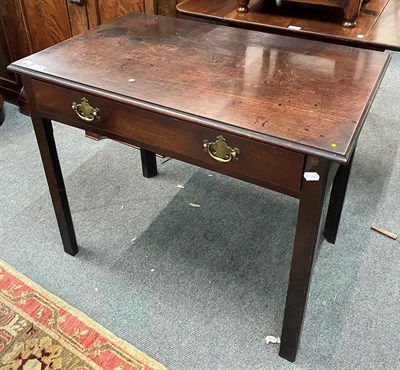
[32,80,304,192]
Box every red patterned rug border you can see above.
[0,258,168,370]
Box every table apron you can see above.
[32,79,305,195]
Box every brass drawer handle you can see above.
[203,135,240,163]
[72,97,100,122]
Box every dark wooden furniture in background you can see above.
[177,0,400,51]
[9,13,389,363]
[0,0,183,109]
[237,0,366,27]
[0,95,4,126]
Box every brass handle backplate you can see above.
[203,135,240,163]
[72,97,100,122]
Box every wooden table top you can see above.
[9,13,389,163]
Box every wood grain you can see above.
[86,0,101,28]
[0,19,14,83]
[67,1,90,36]
[20,0,72,52]
[0,1,32,59]
[0,0,32,100]
[144,0,156,14]
[158,0,178,16]
[97,0,145,23]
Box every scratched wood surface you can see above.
[9,13,389,161]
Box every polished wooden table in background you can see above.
[9,13,389,362]
[177,0,400,51]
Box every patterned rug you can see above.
[0,259,167,370]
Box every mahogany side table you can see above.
[8,13,389,362]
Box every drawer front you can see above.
[32,80,304,192]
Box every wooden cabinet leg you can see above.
[237,0,250,13]
[279,157,331,362]
[323,152,355,244]
[343,0,363,27]
[140,148,157,178]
